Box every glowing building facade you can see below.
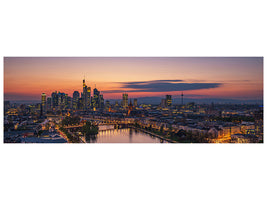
[122,93,128,109]
[41,93,46,114]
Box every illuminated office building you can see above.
[67,95,72,109]
[47,97,52,111]
[122,93,128,109]
[73,91,80,110]
[105,100,110,110]
[161,99,166,108]
[82,79,88,110]
[82,78,91,110]
[41,93,46,114]
[166,95,172,107]
[93,87,100,109]
[51,91,58,109]
[100,94,104,108]
[87,87,91,109]
[58,92,67,110]
[115,101,119,108]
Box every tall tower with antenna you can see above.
[181,92,184,105]
[82,77,88,110]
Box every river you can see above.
[86,127,168,143]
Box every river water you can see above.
[86,127,168,143]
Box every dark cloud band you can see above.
[103,80,222,93]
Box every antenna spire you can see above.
[181,91,184,105]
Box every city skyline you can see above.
[4,57,263,101]
[4,58,264,144]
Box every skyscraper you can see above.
[122,93,128,109]
[161,99,166,108]
[51,91,58,109]
[41,93,46,114]
[100,94,104,108]
[87,87,91,109]
[73,91,80,110]
[47,97,52,111]
[82,78,88,110]
[93,87,100,109]
[105,100,110,110]
[58,92,67,110]
[66,95,72,109]
[166,95,172,107]
[82,78,92,110]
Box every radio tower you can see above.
[181,92,184,105]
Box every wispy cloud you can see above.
[103,80,222,93]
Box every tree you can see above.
[134,122,140,128]
[62,116,81,126]
[81,121,99,142]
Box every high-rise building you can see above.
[51,91,58,109]
[115,101,119,108]
[41,93,46,114]
[161,99,166,108]
[100,94,104,108]
[93,87,100,109]
[73,91,80,110]
[133,99,138,107]
[122,93,128,109]
[47,97,52,111]
[128,100,133,115]
[58,92,67,110]
[82,78,92,110]
[166,95,172,107]
[78,98,83,110]
[87,87,91,109]
[82,78,88,110]
[66,96,72,109]
[181,92,184,105]
[105,100,110,109]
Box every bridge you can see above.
[63,122,132,132]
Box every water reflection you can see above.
[129,128,133,143]
[86,134,97,143]
[86,127,168,143]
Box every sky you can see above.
[4,57,263,101]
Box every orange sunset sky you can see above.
[4,57,263,101]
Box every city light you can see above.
[4,57,263,143]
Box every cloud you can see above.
[103,80,222,93]
[118,80,183,85]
